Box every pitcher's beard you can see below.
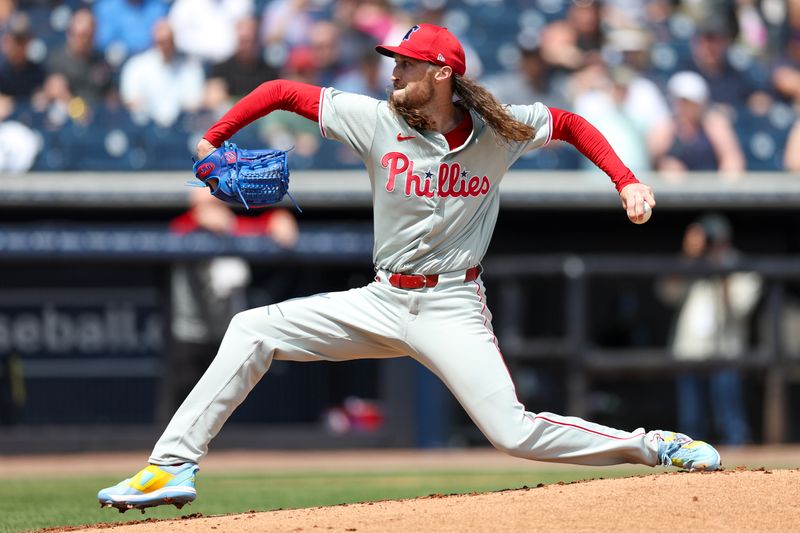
[388,79,435,131]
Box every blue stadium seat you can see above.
[31,128,69,171]
[22,6,65,50]
[47,105,149,170]
[142,116,195,170]
[229,122,264,148]
[312,140,361,170]
[7,102,42,129]
[513,143,581,171]
[648,39,692,88]
[734,106,796,171]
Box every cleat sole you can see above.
[100,495,195,514]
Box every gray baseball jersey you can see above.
[319,88,551,274]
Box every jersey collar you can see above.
[445,108,484,155]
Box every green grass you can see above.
[0,468,646,533]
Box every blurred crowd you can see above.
[0,0,799,174]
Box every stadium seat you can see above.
[735,105,796,171]
[30,128,68,171]
[142,121,194,170]
[513,143,581,170]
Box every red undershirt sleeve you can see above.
[204,80,323,147]
[548,107,639,193]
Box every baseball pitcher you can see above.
[99,24,720,513]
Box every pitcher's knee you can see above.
[226,308,270,338]
[486,432,529,459]
[215,308,281,365]
[218,308,279,358]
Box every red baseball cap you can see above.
[376,23,466,76]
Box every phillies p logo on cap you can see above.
[403,25,420,41]
[375,23,467,77]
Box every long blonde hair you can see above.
[453,75,535,143]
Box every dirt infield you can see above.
[13,447,799,533]
[47,469,800,533]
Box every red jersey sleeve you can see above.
[204,80,323,147]
[548,107,639,193]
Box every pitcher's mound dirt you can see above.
[66,469,799,533]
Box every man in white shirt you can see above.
[119,19,205,127]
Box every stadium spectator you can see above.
[0,94,38,172]
[349,0,395,43]
[482,45,574,170]
[602,30,673,149]
[0,0,15,44]
[30,70,73,128]
[537,19,589,74]
[207,16,278,102]
[686,18,767,112]
[483,46,568,108]
[638,0,678,45]
[354,2,486,83]
[160,187,298,422]
[307,20,347,87]
[412,4,483,79]
[119,19,204,127]
[168,0,254,64]
[44,9,113,103]
[650,71,745,177]
[733,0,770,56]
[679,0,739,32]
[504,0,599,89]
[326,0,377,66]
[566,0,603,56]
[785,118,800,171]
[93,0,169,58]
[570,64,654,174]
[605,27,652,69]
[658,214,761,446]
[281,46,318,86]
[0,13,44,101]
[332,49,385,99]
[601,0,652,35]
[256,46,323,166]
[771,29,800,107]
[260,0,317,50]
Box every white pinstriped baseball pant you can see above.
[150,271,662,467]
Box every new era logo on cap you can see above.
[376,23,467,76]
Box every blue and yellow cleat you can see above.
[656,431,721,471]
[98,463,199,513]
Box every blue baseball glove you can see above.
[191,142,300,211]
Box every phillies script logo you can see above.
[380,152,490,198]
